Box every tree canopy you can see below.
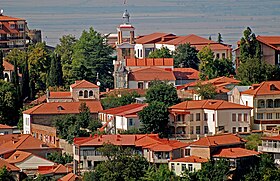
[195,82,217,99]
[0,166,14,181]
[101,91,141,109]
[173,43,200,69]
[0,51,4,80]
[46,152,73,165]
[148,47,172,58]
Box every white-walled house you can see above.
[99,103,148,134]
[240,81,280,130]
[169,100,252,139]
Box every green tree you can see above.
[88,119,102,133]
[77,102,91,128]
[148,47,172,58]
[237,57,274,85]
[71,27,114,91]
[198,46,215,80]
[217,33,223,43]
[173,43,199,69]
[141,165,178,181]
[101,91,140,109]
[55,34,77,86]
[21,56,30,101]
[4,49,26,67]
[0,80,18,125]
[46,152,73,164]
[195,82,217,99]
[47,54,63,87]
[239,27,261,62]
[0,166,14,181]
[146,81,179,107]
[0,51,4,80]
[245,134,262,151]
[138,101,169,136]
[213,58,235,78]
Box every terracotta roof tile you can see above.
[59,173,79,181]
[136,32,175,44]
[173,68,199,80]
[0,15,24,21]
[23,101,103,115]
[262,135,280,141]
[212,147,259,158]
[129,66,176,81]
[241,81,280,96]
[49,92,72,99]
[0,124,12,129]
[100,103,147,116]
[170,156,208,163]
[5,150,32,164]
[3,60,14,71]
[0,158,20,172]
[70,80,99,89]
[126,58,174,67]
[190,134,246,147]
[170,100,252,111]
[38,164,72,175]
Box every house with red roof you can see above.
[2,60,14,82]
[73,134,189,174]
[99,103,148,134]
[258,134,280,165]
[0,123,13,135]
[173,68,199,86]
[239,81,280,130]
[235,35,280,69]
[37,164,72,180]
[58,172,80,181]
[23,101,103,146]
[169,100,252,139]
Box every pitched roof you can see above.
[136,32,175,44]
[125,58,174,67]
[6,150,32,164]
[256,36,280,51]
[49,92,72,99]
[3,60,14,71]
[58,173,79,181]
[190,134,246,147]
[262,135,280,141]
[173,68,199,80]
[142,140,189,151]
[0,135,57,155]
[0,15,24,21]
[170,156,208,163]
[0,124,12,129]
[70,80,99,89]
[241,81,280,96]
[0,134,17,145]
[212,147,259,158]
[0,158,20,172]
[128,66,176,81]
[23,101,103,115]
[38,164,72,175]
[169,100,252,111]
[100,103,147,116]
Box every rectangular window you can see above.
[244,113,248,122]
[182,164,186,172]
[213,114,215,122]
[277,113,280,119]
[196,113,200,121]
[190,126,194,134]
[190,114,194,122]
[238,114,242,122]
[222,53,226,58]
[188,164,193,172]
[232,127,236,134]
[257,113,264,119]
[138,82,144,89]
[238,127,242,132]
[171,163,175,171]
[177,115,181,122]
[185,149,190,156]
[196,126,200,134]
[129,119,134,126]
[204,126,208,134]
[244,127,248,132]
[267,113,273,119]
[10,24,15,29]
[216,53,220,59]
[204,113,208,121]
[232,114,236,122]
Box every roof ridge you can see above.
[15,135,30,149]
[215,100,225,110]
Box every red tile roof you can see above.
[0,134,17,145]
[70,80,99,89]
[173,68,199,80]
[100,103,147,117]
[256,36,280,51]
[212,147,259,158]
[6,150,32,164]
[262,135,280,141]
[129,66,176,81]
[49,92,72,98]
[142,140,189,151]
[169,100,252,111]
[190,134,246,147]
[136,32,175,44]
[3,60,14,71]
[170,156,208,163]
[0,15,24,21]
[30,95,47,105]
[38,164,72,175]
[126,58,174,67]
[58,173,79,181]
[0,158,20,172]
[0,135,57,155]
[0,124,12,129]
[241,81,280,96]
[23,101,103,115]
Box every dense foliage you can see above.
[148,47,172,58]
[101,91,141,109]
[0,166,14,181]
[173,43,200,69]
[195,82,217,99]
[245,134,262,151]
[46,152,73,164]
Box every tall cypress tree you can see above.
[48,53,63,87]
[21,55,30,101]
[56,54,63,86]
[0,51,3,80]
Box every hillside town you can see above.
[1,8,280,181]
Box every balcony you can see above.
[258,146,280,153]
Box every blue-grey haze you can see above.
[1,0,280,47]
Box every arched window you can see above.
[84,90,88,98]
[257,99,265,108]
[275,99,280,108]
[89,90,93,97]
[79,91,83,97]
[266,99,274,108]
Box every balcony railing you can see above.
[258,146,280,153]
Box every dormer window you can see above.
[270,84,277,91]
[57,106,64,111]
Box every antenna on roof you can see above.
[0,9,4,16]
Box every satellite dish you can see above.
[97,81,101,86]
